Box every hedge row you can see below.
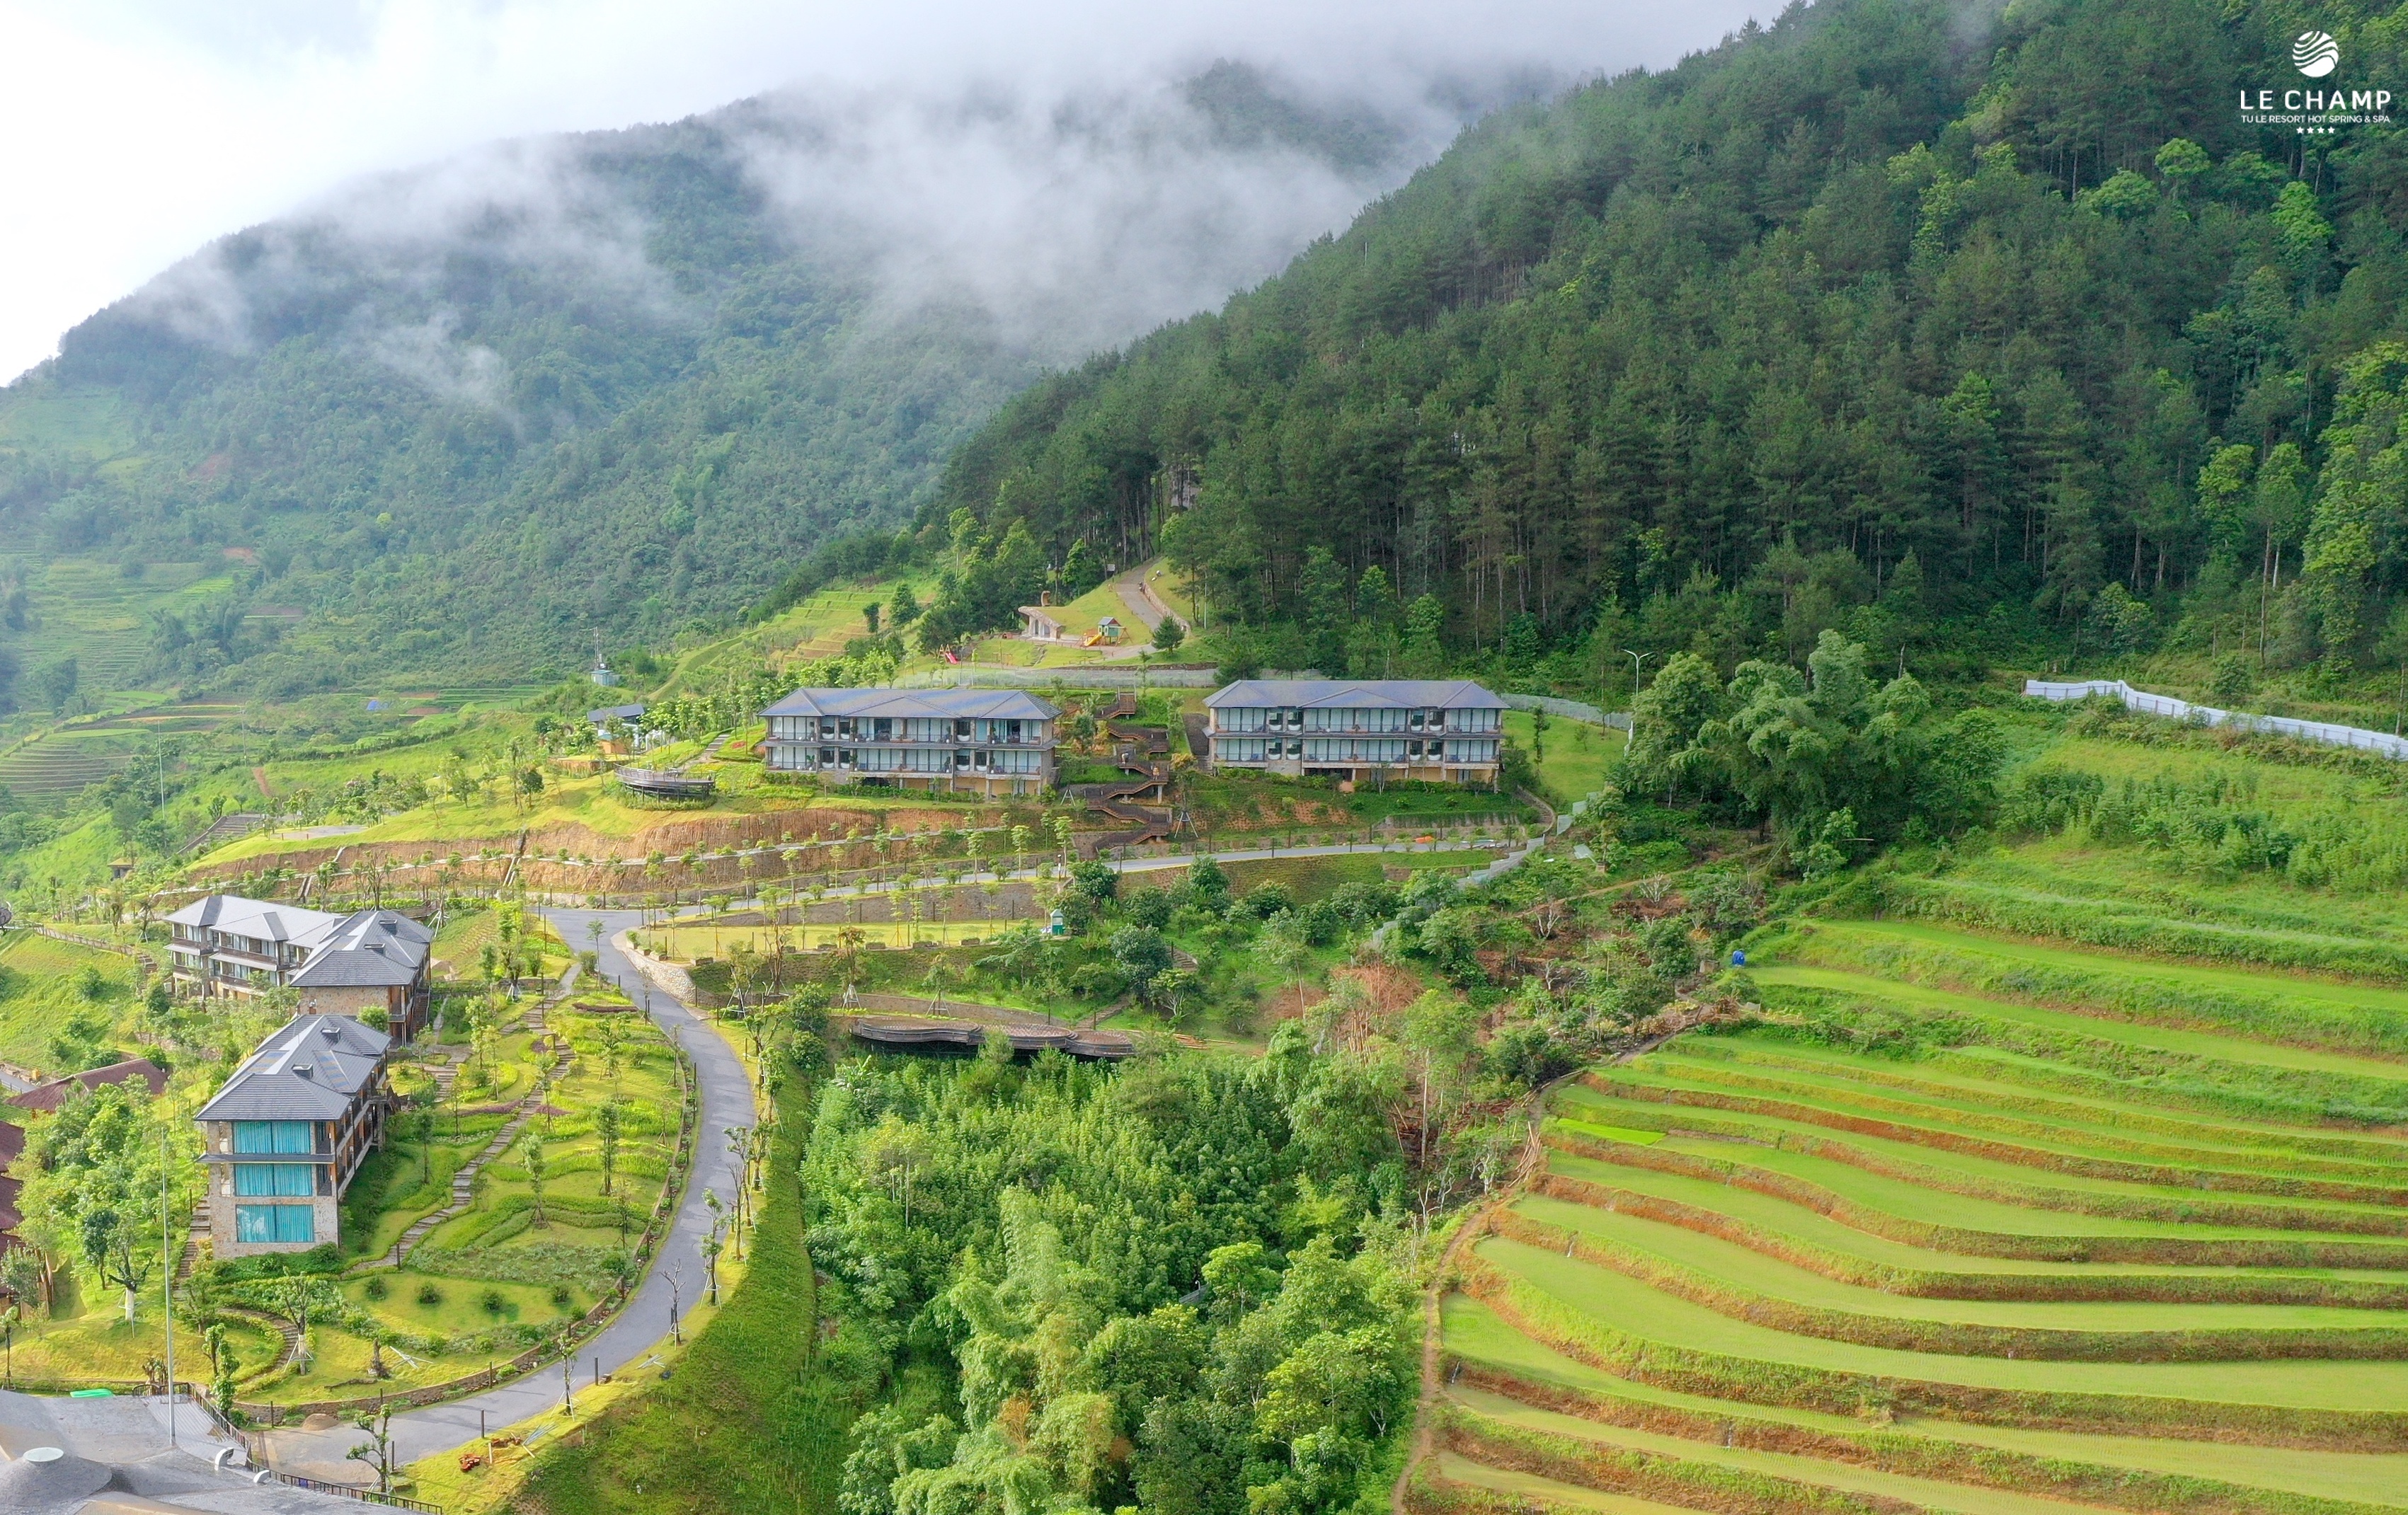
[1460,1254,2408,1451]
[1535,1171,2408,1308]
[1540,1131,2408,1269]
[1444,1365,2401,1515]
[1489,1208,2408,1363]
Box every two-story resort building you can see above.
[760,687,1059,797]
[165,896,341,995]
[1203,679,1508,786]
[289,910,436,1038]
[166,896,434,1037]
[194,1015,392,1257]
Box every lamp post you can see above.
[1622,650,1654,710]
[161,1130,176,1446]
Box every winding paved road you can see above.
[375,909,757,1464]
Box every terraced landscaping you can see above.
[1421,932,2408,1515]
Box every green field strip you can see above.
[1440,1298,2408,1511]
[1748,963,2408,1085]
[1545,1129,2408,1269]
[1784,918,2408,1056]
[1749,965,2408,1128]
[1539,1151,2408,1304]
[1426,1453,1702,1514]
[1476,1235,2408,1413]
[1561,1080,2408,1235]
[1875,875,2408,981]
[1505,1196,2408,1356]
[1593,1059,2408,1197]
[1447,1395,2138,1515]
[1661,1035,2408,1165]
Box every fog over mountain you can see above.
[0,19,1757,691]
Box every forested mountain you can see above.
[936,0,2408,694]
[0,62,1476,694]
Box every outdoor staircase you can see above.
[367,990,572,1270]
[1067,696,1177,854]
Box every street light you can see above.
[1622,650,1655,709]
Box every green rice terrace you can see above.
[1423,912,2408,1515]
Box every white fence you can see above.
[2024,679,2408,761]
[1500,692,1629,729]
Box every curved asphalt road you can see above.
[379,909,755,1464]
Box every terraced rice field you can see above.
[1422,931,2408,1515]
[0,555,238,697]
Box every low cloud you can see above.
[2,0,1770,383]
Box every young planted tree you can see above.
[595,1100,622,1197]
[524,1132,549,1228]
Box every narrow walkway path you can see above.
[366,987,568,1270]
[224,1305,304,1376]
[378,909,755,1465]
[366,1102,542,1270]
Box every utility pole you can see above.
[1623,650,1653,710]
[161,1130,176,1445]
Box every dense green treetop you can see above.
[932,0,2408,690]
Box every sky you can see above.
[0,0,1767,385]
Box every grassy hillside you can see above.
[1431,980,2408,1511]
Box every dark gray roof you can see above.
[164,894,343,945]
[287,909,432,989]
[761,686,1059,721]
[1205,679,1507,710]
[195,1014,390,1123]
[587,703,646,723]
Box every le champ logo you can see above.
[2240,31,2391,132]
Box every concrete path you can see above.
[1108,561,1182,635]
[362,909,756,1465]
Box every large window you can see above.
[232,1120,318,1155]
[234,1163,319,1197]
[234,1204,316,1245]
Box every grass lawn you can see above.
[1504,710,1622,805]
[0,1269,281,1387]
[0,928,142,1073]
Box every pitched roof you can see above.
[761,686,1060,722]
[287,909,433,989]
[11,1058,170,1114]
[194,1015,391,1123]
[164,894,343,947]
[587,703,646,723]
[1205,679,1508,710]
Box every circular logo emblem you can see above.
[2295,30,2340,78]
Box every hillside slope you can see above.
[933,0,2408,696]
[0,63,1472,700]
